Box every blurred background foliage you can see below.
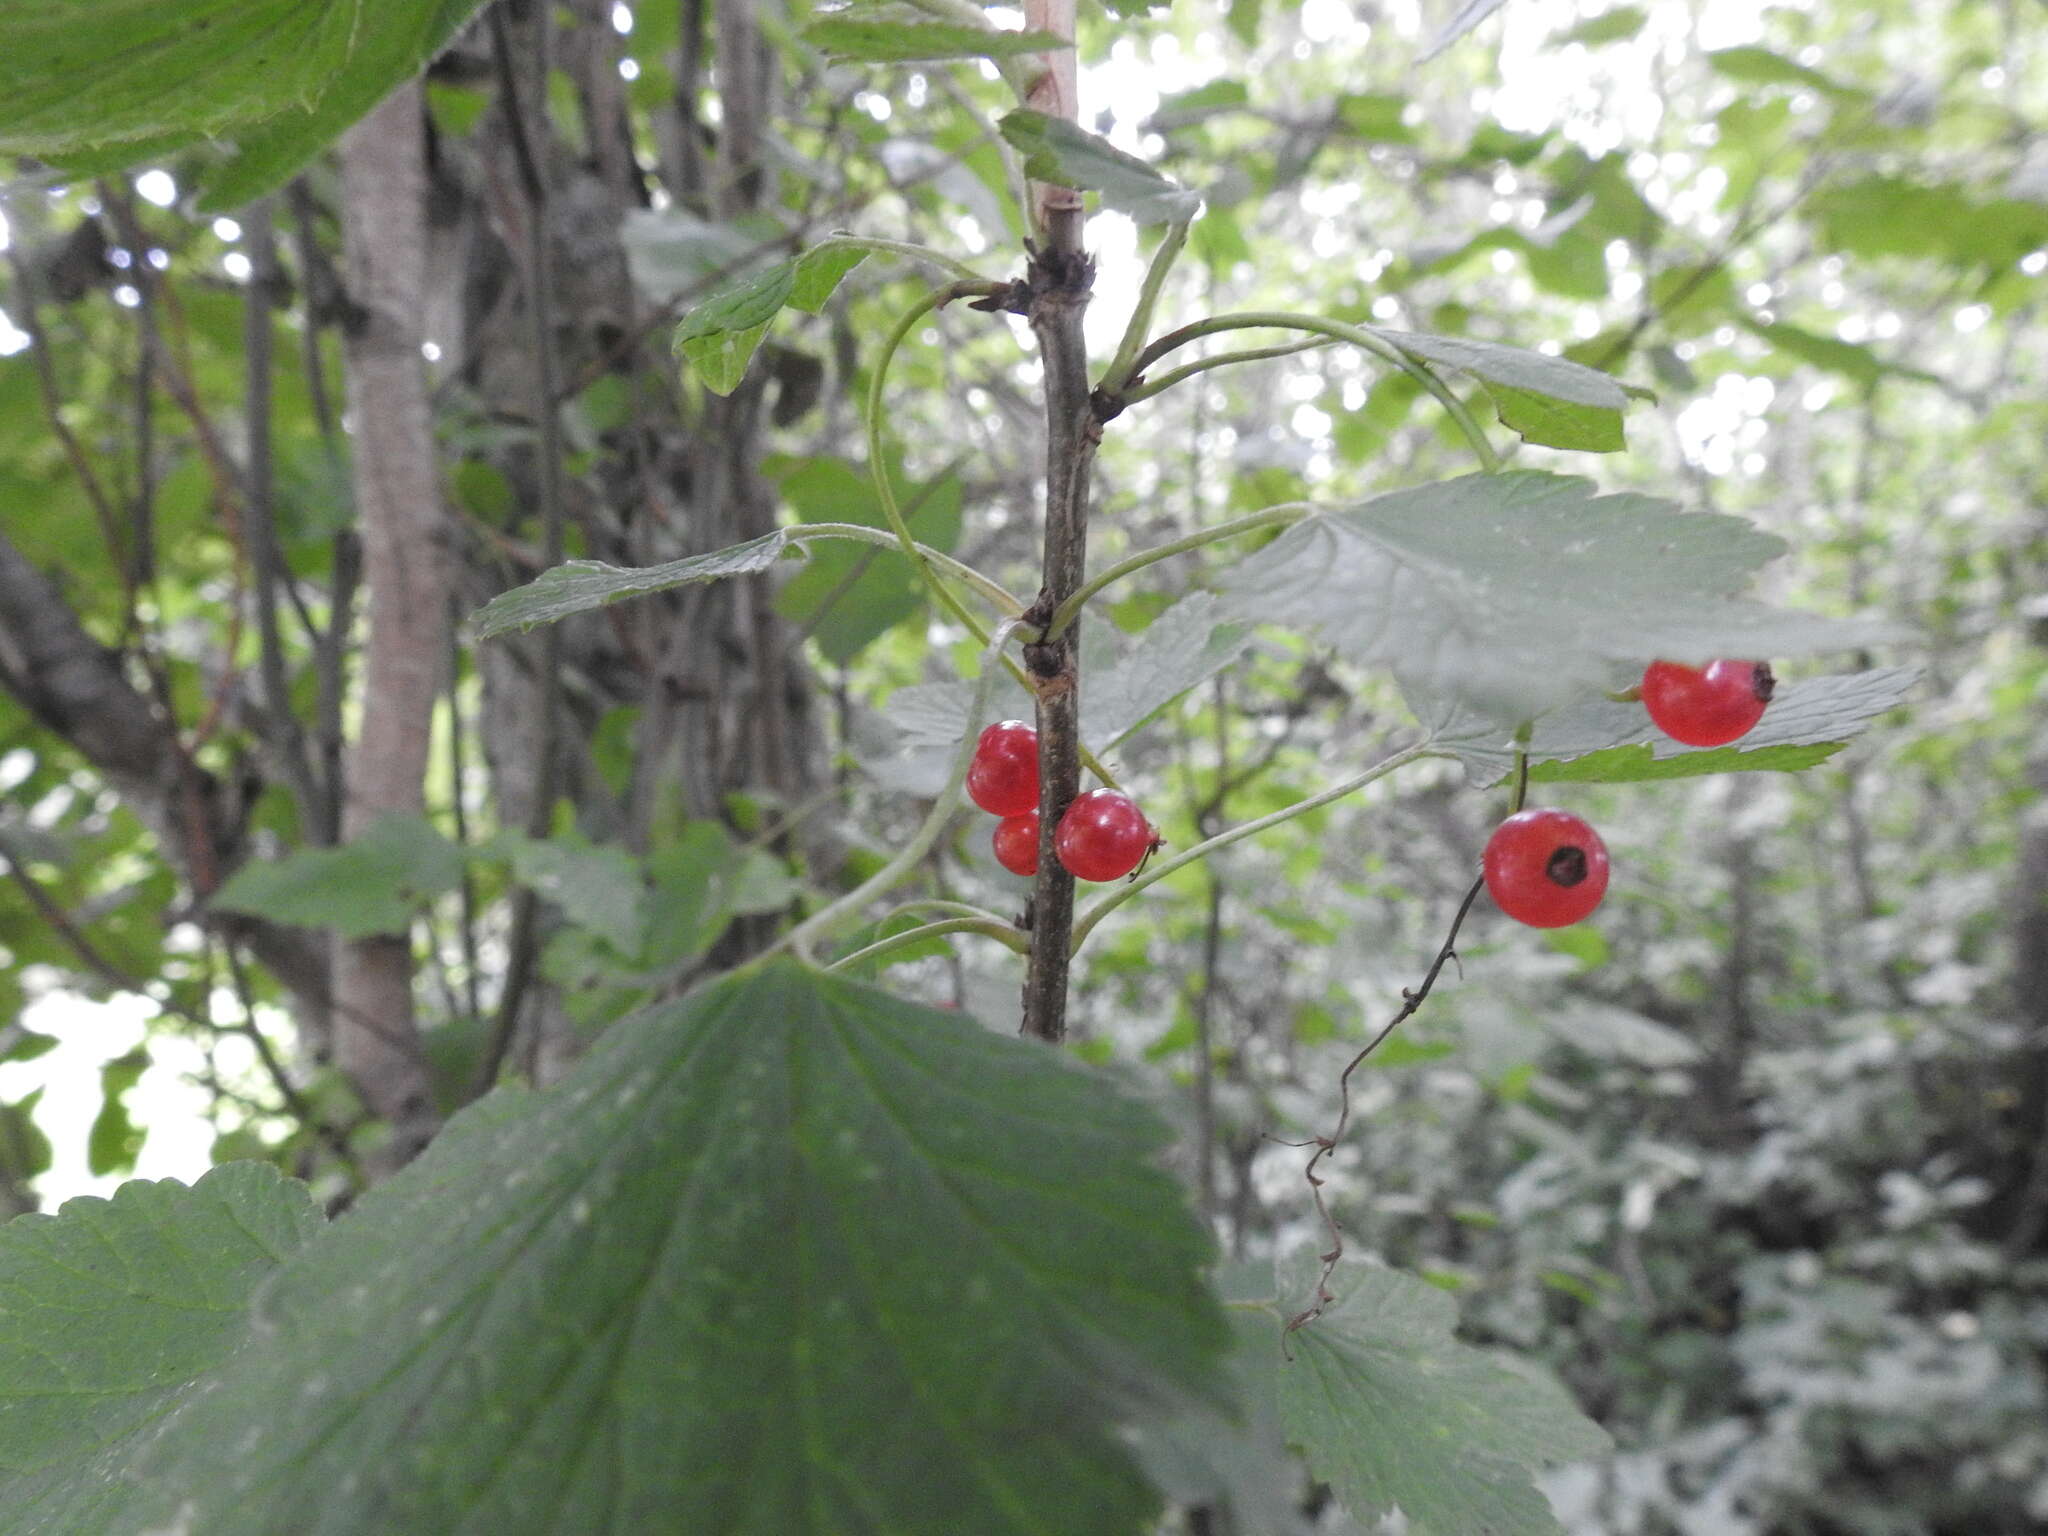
[0,0,2044,1529]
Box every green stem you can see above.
[813,233,992,286]
[788,522,1024,617]
[871,897,1018,927]
[826,916,1028,973]
[1043,502,1313,641]
[1129,311,1501,473]
[1101,218,1191,393]
[1069,741,1437,952]
[781,619,1025,960]
[1119,336,1340,403]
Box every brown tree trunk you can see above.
[334,83,447,1168]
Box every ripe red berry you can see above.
[1055,790,1155,882]
[966,719,1039,817]
[1640,659,1775,748]
[1483,808,1610,928]
[992,812,1040,877]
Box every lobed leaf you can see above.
[112,961,1229,1535]
[1277,1260,1610,1534]
[1214,471,1903,727]
[0,1164,321,1536]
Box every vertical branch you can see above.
[241,196,325,837]
[1019,0,1094,1043]
[333,83,448,1169]
[471,0,571,1095]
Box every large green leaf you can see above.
[0,1164,321,1536]
[1277,1262,1610,1534]
[0,0,490,208]
[1430,665,1921,783]
[802,7,1067,62]
[195,0,489,209]
[1213,471,1900,725]
[1374,329,1631,452]
[998,111,1204,224]
[210,812,464,939]
[0,0,356,155]
[114,961,1229,1535]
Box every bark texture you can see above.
[335,83,448,1166]
[1020,0,1095,1043]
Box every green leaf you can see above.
[210,812,464,939]
[1743,317,1904,388]
[1278,1262,1609,1534]
[1706,46,1851,97]
[1148,79,1250,130]
[1,0,491,208]
[195,0,490,209]
[0,1092,52,1188]
[1554,7,1646,45]
[771,456,963,665]
[670,244,867,393]
[471,532,796,638]
[0,1164,321,1535]
[86,1050,148,1178]
[673,261,796,393]
[998,110,1204,224]
[118,961,1229,1535]
[1214,472,1902,726]
[802,7,1066,62]
[495,832,646,950]
[0,1025,57,1065]
[1084,591,1253,750]
[1432,666,1921,783]
[1375,329,1630,452]
[0,0,358,156]
[787,243,869,313]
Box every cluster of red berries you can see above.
[1482,659,1775,928]
[967,720,1159,882]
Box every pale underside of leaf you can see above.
[1430,665,1921,784]
[1214,471,1903,727]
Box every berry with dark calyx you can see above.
[1640,659,1775,748]
[1483,808,1610,928]
[992,812,1040,877]
[966,719,1039,816]
[1055,790,1155,883]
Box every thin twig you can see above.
[1282,750,1529,1338]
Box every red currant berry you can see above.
[1055,790,1155,883]
[1483,809,1610,928]
[966,720,1039,817]
[1640,659,1775,748]
[991,812,1040,877]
